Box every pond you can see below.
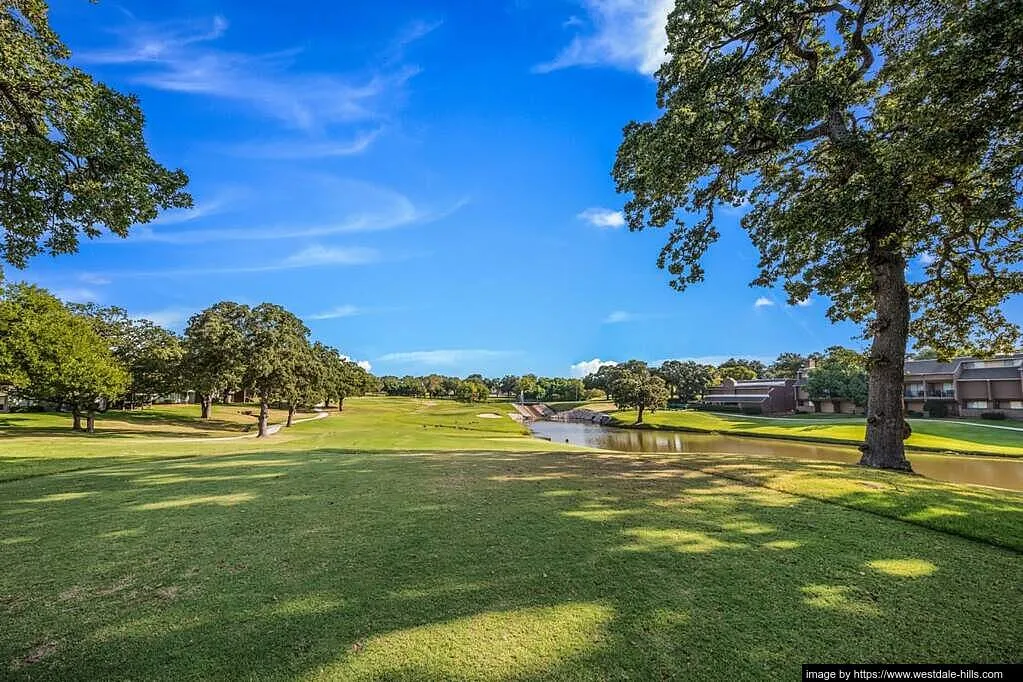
[528,420,1023,491]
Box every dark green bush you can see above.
[923,400,949,418]
[981,411,1007,420]
[906,410,925,418]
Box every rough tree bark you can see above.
[286,405,295,427]
[200,395,212,420]
[85,409,96,434]
[71,408,82,431]
[337,396,345,412]
[860,230,913,471]
[636,404,645,424]
[257,398,269,438]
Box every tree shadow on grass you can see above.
[0,413,252,439]
[0,449,1020,680]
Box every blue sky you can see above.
[19,0,1018,377]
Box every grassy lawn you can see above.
[0,398,572,482]
[0,403,318,439]
[601,408,1023,457]
[1,397,1021,679]
[0,404,319,482]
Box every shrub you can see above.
[694,404,741,413]
[981,411,1007,420]
[922,400,948,418]
[740,405,763,415]
[906,410,925,418]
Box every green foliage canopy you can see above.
[0,0,191,273]
[0,284,127,429]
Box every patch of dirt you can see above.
[154,585,180,601]
[476,413,502,419]
[97,575,134,596]
[14,640,58,668]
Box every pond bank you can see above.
[542,404,1023,459]
[529,419,1023,491]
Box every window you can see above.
[904,383,925,398]
[999,401,1023,410]
[965,400,989,409]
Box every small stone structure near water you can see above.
[550,408,614,425]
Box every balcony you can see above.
[926,390,956,399]
[904,391,925,399]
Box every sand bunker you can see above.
[477,413,502,419]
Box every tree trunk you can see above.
[338,396,345,412]
[222,388,231,404]
[257,399,269,438]
[86,410,96,433]
[637,404,645,424]
[71,408,82,431]
[200,395,212,420]
[286,405,295,427]
[860,234,913,471]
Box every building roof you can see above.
[703,394,769,402]
[904,358,970,375]
[733,380,790,388]
[904,354,1023,376]
[958,367,1023,381]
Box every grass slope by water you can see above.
[1,397,1021,678]
[586,404,1023,457]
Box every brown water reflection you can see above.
[529,421,1023,491]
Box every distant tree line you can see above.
[583,349,872,414]
[0,284,376,435]
[375,374,591,404]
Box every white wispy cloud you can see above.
[388,19,443,58]
[149,189,242,226]
[338,354,374,372]
[308,304,362,320]
[919,252,937,266]
[578,207,625,228]
[795,298,812,307]
[569,358,618,377]
[78,273,111,286]
[119,181,463,245]
[282,246,381,268]
[78,15,418,132]
[603,310,634,324]
[85,244,383,279]
[536,0,673,75]
[52,287,101,303]
[754,297,775,308]
[378,349,517,367]
[136,308,189,329]
[231,129,382,160]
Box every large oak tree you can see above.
[242,303,310,438]
[182,302,251,420]
[0,284,127,431]
[614,0,1022,470]
[1,0,191,274]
